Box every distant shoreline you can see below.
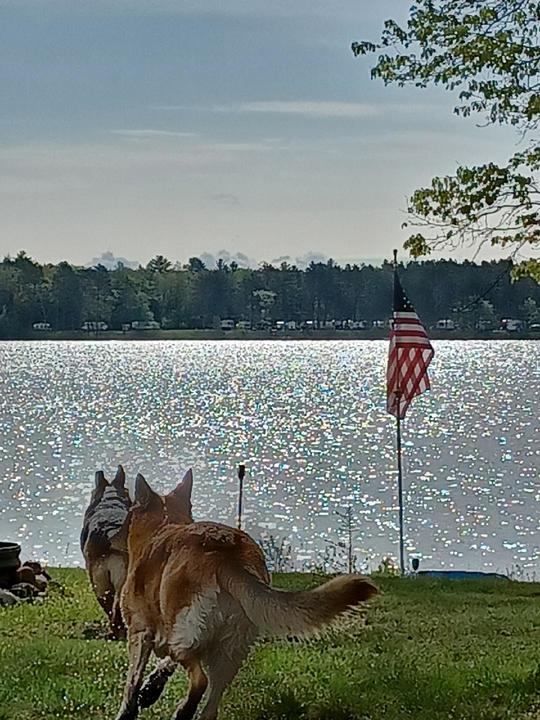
[4,329,540,342]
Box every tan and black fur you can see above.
[81,465,131,638]
[114,471,377,720]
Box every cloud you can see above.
[111,129,199,141]
[156,100,440,120]
[187,250,382,269]
[266,252,330,269]
[86,251,140,269]
[210,192,240,206]
[198,250,257,268]
[214,101,379,118]
[294,251,328,268]
[0,139,278,175]
[0,173,91,194]
[5,1,386,21]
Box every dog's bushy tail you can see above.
[220,569,377,638]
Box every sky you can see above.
[0,0,527,268]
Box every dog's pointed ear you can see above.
[135,473,159,509]
[112,465,126,490]
[168,468,193,504]
[95,471,108,491]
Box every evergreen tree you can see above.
[0,252,538,336]
[51,262,84,330]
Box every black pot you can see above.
[0,542,21,588]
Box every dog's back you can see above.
[82,467,131,638]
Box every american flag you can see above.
[387,272,434,419]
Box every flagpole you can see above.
[393,249,406,574]
[396,396,405,574]
[237,464,246,530]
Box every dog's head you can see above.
[126,469,194,541]
[84,470,107,518]
[81,465,132,553]
[107,465,131,505]
[86,466,130,511]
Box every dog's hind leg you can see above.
[197,651,245,720]
[114,631,152,720]
[172,657,208,720]
[138,657,177,709]
[193,595,257,720]
[108,554,128,639]
[198,621,255,720]
[111,598,127,640]
[88,560,114,621]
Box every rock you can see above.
[17,566,36,585]
[10,582,37,599]
[33,574,48,592]
[23,562,51,581]
[0,589,19,606]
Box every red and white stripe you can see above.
[387,311,434,419]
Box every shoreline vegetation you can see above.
[3,253,540,342]
[10,328,540,341]
[2,568,540,719]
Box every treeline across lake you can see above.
[1,251,540,338]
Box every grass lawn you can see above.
[1,569,540,719]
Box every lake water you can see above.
[0,340,538,576]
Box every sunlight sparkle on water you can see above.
[0,340,538,575]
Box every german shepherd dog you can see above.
[81,465,131,639]
[114,471,377,720]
